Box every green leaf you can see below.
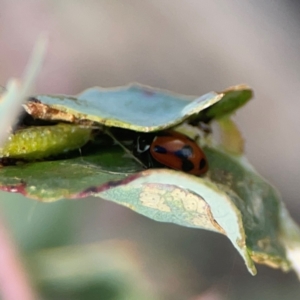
[204,145,290,272]
[0,144,142,201]
[197,84,253,122]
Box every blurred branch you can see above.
[0,35,48,300]
[0,34,48,147]
[0,214,37,300]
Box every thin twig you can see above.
[104,128,147,168]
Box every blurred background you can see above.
[1,0,300,299]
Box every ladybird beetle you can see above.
[136,130,208,175]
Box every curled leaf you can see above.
[24,84,223,132]
[196,85,252,123]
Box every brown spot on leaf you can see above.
[75,173,140,198]
[206,205,226,234]
[0,181,27,194]
[24,101,77,123]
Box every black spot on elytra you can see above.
[174,145,193,159]
[153,145,167,154]
[199,158,206,170]
[181,159,194,172]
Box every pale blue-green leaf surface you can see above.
[28,83,222,132]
